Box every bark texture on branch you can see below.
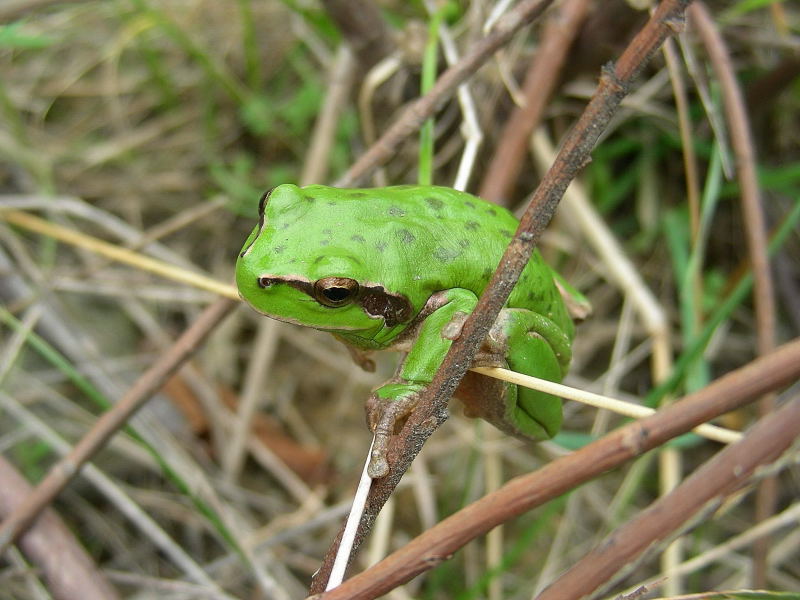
[315,338,800,599]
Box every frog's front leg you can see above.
[366,288,478,478]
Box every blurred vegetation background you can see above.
[0,1,798,599]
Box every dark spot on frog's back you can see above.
[304,195,317,203]
[322,228,333,237]
[499,228,514,238]
[375,241,388,253]
[527,290,544,302]
[351,234,366,243]
[459,239,470,248]
[397,229,416,244]
[359,285,412,328]
[349,191,369,198]
[425,197,444,211]
[485,207,497,216]
[464,220,480,231]
[433,247,459,262]
[388,206,406,217]
[273,244,287,254]
[463,201,476,209]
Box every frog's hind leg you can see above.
[459,309,567,441]
[503,323,564,440]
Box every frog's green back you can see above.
[242,183,573,340]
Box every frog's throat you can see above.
[258,275,413,328]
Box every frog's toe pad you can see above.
[364,386,421,478]
[368,448,389,479]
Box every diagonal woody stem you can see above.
[310,0,693,593]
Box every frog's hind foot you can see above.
[505,331,563,440]
[365,385,421,478]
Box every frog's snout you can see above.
[234,254,260,299]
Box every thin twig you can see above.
[2,392,232,595]
[422,0,484,192]
[0,298,238,553]
[335,0,557,187]
[301,44,356,186]
[0,210,239,300]
[479,0,591,203]
[663,37,703,330]
[309,1,692,592]
[0,456,121,600]
[689,3,778,587]
[689,4,775,367]
[315,338,800,599]
[629,501,800,595]
[536,402,799,600]
[472,367,741,444]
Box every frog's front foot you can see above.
[365,384,423,478]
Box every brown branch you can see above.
[0,297,238,554]
[537,391,800,600]
[0,456,121,600]
[689,3,778,587]
[309,1,692,593]
[479,0,592,204]
[688,5,775,363]
[316,338,800,599]
[334,0,558,187]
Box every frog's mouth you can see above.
[254,274,413,329]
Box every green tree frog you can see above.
[236,184,587,478]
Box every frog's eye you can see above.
[313,277,360,307]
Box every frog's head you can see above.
[235,185,413,339]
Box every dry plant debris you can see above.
[0,1,799,599]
